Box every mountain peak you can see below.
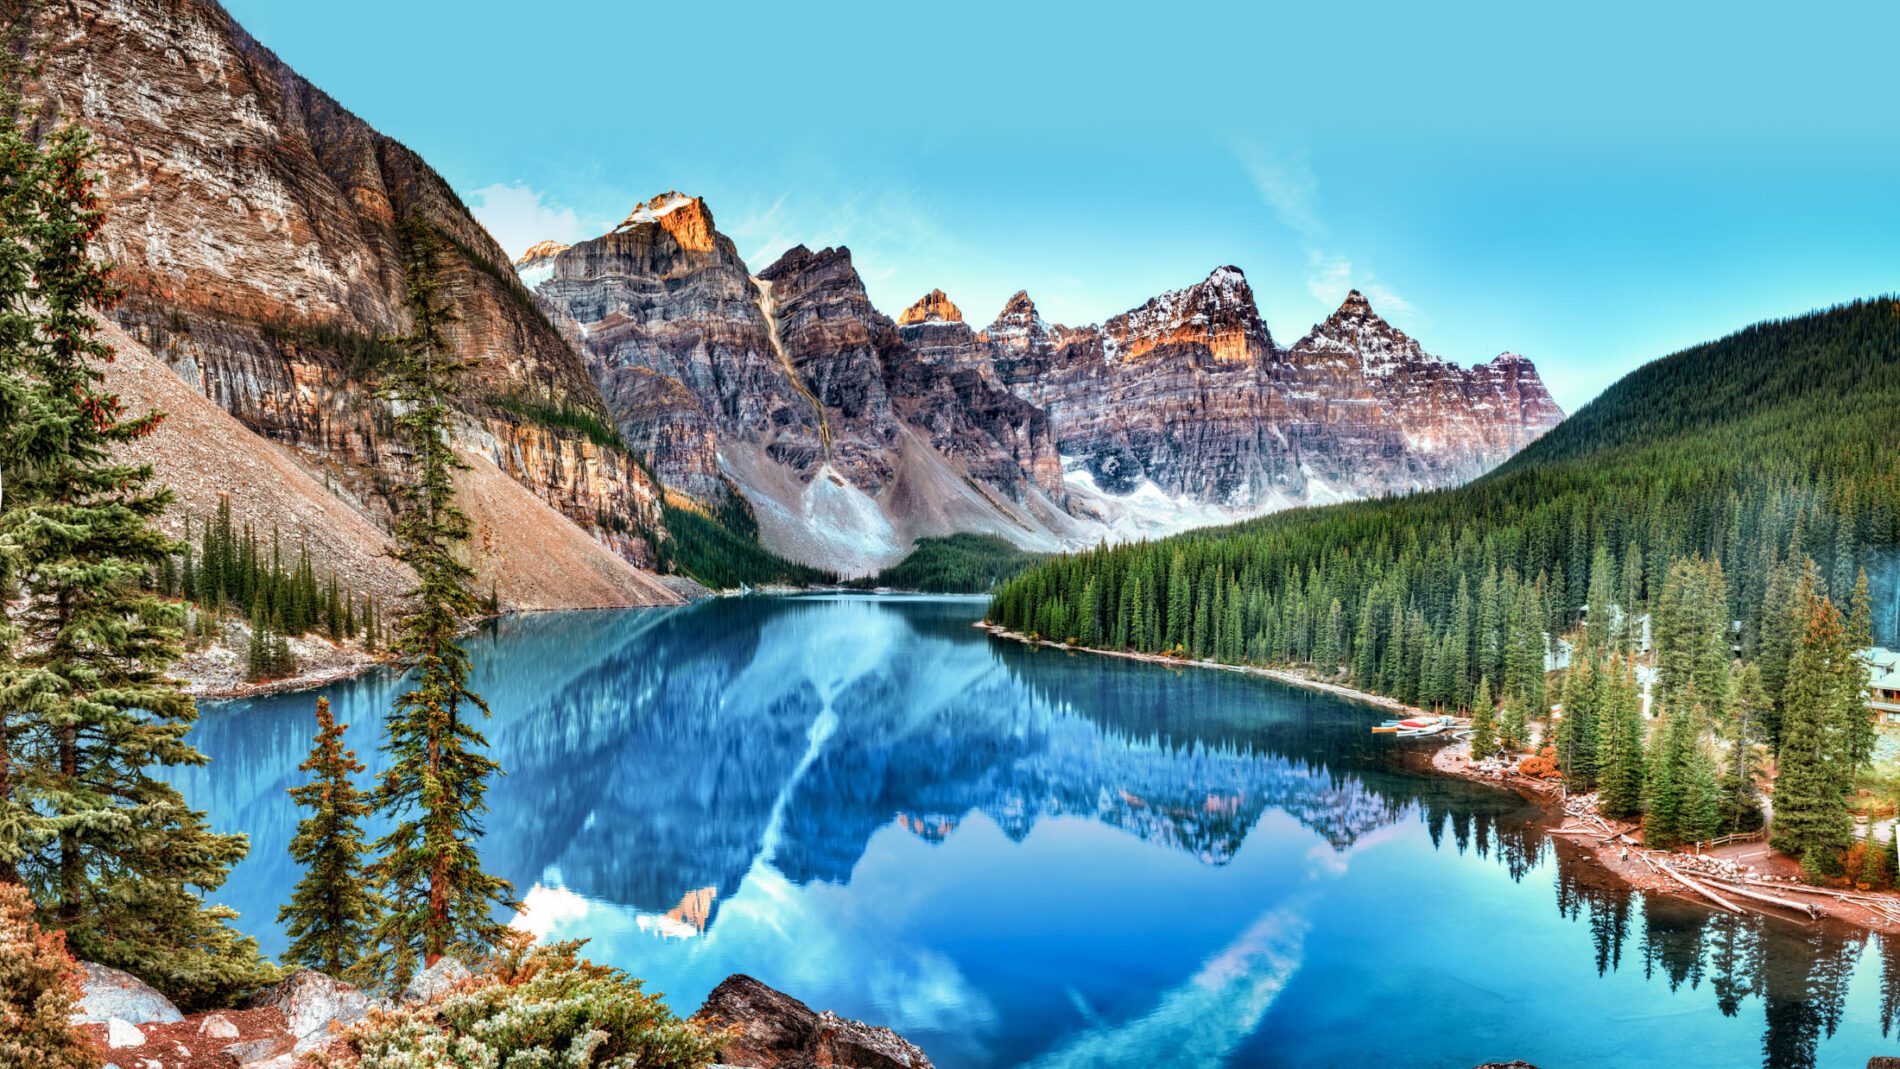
[614,191,698,229]
[611,192,715,252]
[898,289,964,327]
[1102,265,1270,364]
[515,240,569,268]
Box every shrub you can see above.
[0,884,99,1069]
[1517,746,1563,780]
[313,934,725,1069]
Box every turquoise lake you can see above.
[170,595,1900,1069]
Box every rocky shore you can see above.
[74,960,936,1069]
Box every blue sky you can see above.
[222,0,1899,412]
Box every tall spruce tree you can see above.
[1845,568,1876,771]
[1595,657,1647,820]
[1468,676,1498,760]
[1555,655,1601,788]
[0,124,267,1007]
[281,698,378,977]
[365,218,513,988]
[1719,664,1768,833]
[1770,583,1857,874]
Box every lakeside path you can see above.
[977,621,1900,937]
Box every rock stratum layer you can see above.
[526,201,1562,571]
[27,0,678,607]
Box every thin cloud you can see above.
[1238,146,1324,242]
[465,182,604,261]
[1306,252,1413,317]
[1237,145,1414,321]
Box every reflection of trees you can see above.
[1548,840,1876,1069]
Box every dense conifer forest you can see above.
[657,497,838,590]
[853,533,1047,593]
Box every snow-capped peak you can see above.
[613,191,698,232]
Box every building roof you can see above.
[1863,647,1900,693]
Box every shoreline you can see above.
[976,621,1900,936]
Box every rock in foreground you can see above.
[246,968,374,1051]
[693,973,934,1069]
[73,962,184,1025]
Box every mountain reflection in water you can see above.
[172,595,1900,1069]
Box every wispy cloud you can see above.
[1236,144,1413,320]
[1238,146,1324,243]
[465,182,606,261]
[1307,251,1413,316]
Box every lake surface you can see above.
[173,595,1900,1069]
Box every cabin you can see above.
[1544,634,1573,672]
[1864,647,1900,725]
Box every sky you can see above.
[220,0,1900,413]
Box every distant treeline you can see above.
[160,497,386,680]
[657,493,837,590]
[851,533,1046,593]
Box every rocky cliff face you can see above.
[985,272,1563,536]
[530,192,822,502]
[522,191,1560,570]
[26,0,669,591]
[528,208,1076,575]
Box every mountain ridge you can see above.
[522,195,1564,574]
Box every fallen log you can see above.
[1695,876,1822,919]
[1659,862,1743,913]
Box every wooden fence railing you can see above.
[1691,829,1767,854]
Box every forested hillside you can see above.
[991,298,1899,712]
[853,534,1047,593]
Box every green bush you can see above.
[313,935,725,1069]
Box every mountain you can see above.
[25,0,679,607]
[525,200,1560,575]
[991,272,1563,538]
[989,297,1900,700]
[528,207,1082,576]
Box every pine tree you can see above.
[1499,692,1529,753]
[1643,699,1697,848]
[1845,568,1876,771]
[1770,587,1857,875]
[365,218,513,988]
[1718,664,1768,833]
[0,124,267,1007]
[1468,676,1498,760]
[281,698,379,977]
[1595,657,1647,820]
[1556,655,1600,788]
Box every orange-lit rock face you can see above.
[30,0,665,567]
[613,192,717,254]
[1101,266,1272,366]
[667,887,718,934]
[897,289,964,326]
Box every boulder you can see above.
[197,1012,241,1039]
[401,956,472,1005]
[692,974,934,1069]
[74,963,184,1026]
[221,1038,285,1065]
[247,968,372,1049]
[104,1017,145,1048]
